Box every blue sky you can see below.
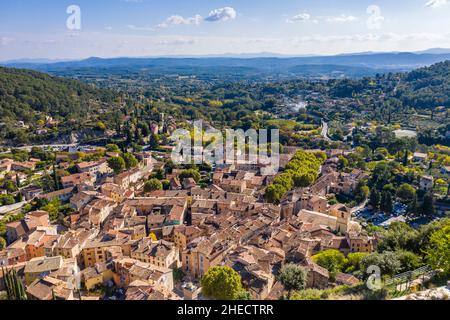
[1,0,450,60]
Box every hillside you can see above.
[397,60,450,109]
[0,67,118,124]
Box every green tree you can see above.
[2,267,27,300]
[421,192,434,216]
[380,191,393,214]
[354,181,370,203]
[96,121,106,131]
[278,263,308,299]
[396,250,422,273]
[396,184,416,203]
[360,251,401,277]
[425,220,450,275]
[107,156,126,174]
[293,173,315,188]
[122,153,138,169]
[179,169,201,183]
[0,237,6,250]
[144,178,163,193]
[312,250,347,273]
[344,252,369,273]
[106,144,120,152]
[149,134,160,150]
[369,189,381,209]
[201,266,244,300]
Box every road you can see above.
[0,143,79,154]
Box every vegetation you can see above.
[144,179,163,193]
[201,266,245,300]
[278,263,308,299]
[2,267,27,300]
[265,150,325,204]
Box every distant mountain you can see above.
[3,51,450,80]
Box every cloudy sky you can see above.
[1,0,450,61]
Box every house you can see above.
[26,276,74,300]
[113,258,174,291]
[182,236,236,279]
[76,160,110,175]
[82,237,132,268]
[12,161,36,172]
[420,175,434,191]
[83,198,117,226]
[413,152,428,163]
[25,229,59,260]
[70,190,98,211]
[219,179,246,193]
[101,183,129,202]
[169,177,182,190]
[38,187,74,202]
[173,225,204,252]
[304,258,329,289]
[346,232,377,253]
[82,262,114,291]
[131,239,179,268]
[5,211,50,244]
[24,256,64,285]
[21,186,44,201]
[61,172,96,189]
[0,248,27,266]
[0,159,14,173]
[441,166,450,175]
[335,272,360,286]
[182,178,197,190]
[125,280,181,300]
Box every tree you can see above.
[380,191,393,214]
[96,121,106,131]
[107,156,126,174]
[354,181,370,203]
[378,222,418,252]
[144,179,163,193]
[52,163,60,191]
[396,183,416,203]
[264,184,287,204]
[179,169,201,183]
[0,237,6,250]
[421,192,434,216]
[149,134,160,150]
[293,173,315,188]
[312,250,347,273]
[122,153,138,169]
[106,144,120,152]
[278,263,307,299]
[2,267,27,300]
[344,252,369,273]
[425,220,450,275]
[360,251,401,277]
[201,266,244,300]
[396,250,422,273]
[369,189,381,209]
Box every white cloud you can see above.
[157,14,202,28]
[205,7,237,22]
[326,15,357,23]
[425,0,448,8]
[127,25,155,31]
[286,13,311,23]
[366,5,384,30]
